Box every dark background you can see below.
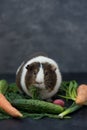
[0,0,87,74]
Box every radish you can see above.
[53,99,65,107]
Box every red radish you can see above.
[53,99,65,107]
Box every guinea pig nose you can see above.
[35,81,43,84]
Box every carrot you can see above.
[75,84,87,105]
[0,93,23,117]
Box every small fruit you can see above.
[53,99,65,107]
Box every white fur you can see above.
[35,64,45,88]
[20,67,29,95]
[25,56,58,68]
[16,61,30,95]
[19,56,62,98]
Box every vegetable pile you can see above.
[0,79,86,120]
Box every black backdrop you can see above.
[0,0,87,74]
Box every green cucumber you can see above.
[12,99,64,114]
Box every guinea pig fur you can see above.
[16,55,62,99]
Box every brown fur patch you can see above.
[25,62,40,89]
[42,63,57,91]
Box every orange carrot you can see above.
[75,84,87,105]
[0,93,23,117]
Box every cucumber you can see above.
[0,80,8,94]
[12,99,64,114]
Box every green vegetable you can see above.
[58,80,81,118]
[23,113,70,119]
[58,102,82,119]
[0,111,69,120]
[22,113,61,119]
[0,80,83,120]
[29,86,40,99]
[11,99,64,114]
[7,83,19,93]
[5,85,24,102]
[0,112,11,120]
[59,80,78,101]
[0,80,8,94]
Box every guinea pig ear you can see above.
[26,65,30,70]
[51,65,57,71]
[26,64,33,71]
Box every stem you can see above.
[58,95,76,101]
[58,103,82,119]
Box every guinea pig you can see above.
[16,55,62,99]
